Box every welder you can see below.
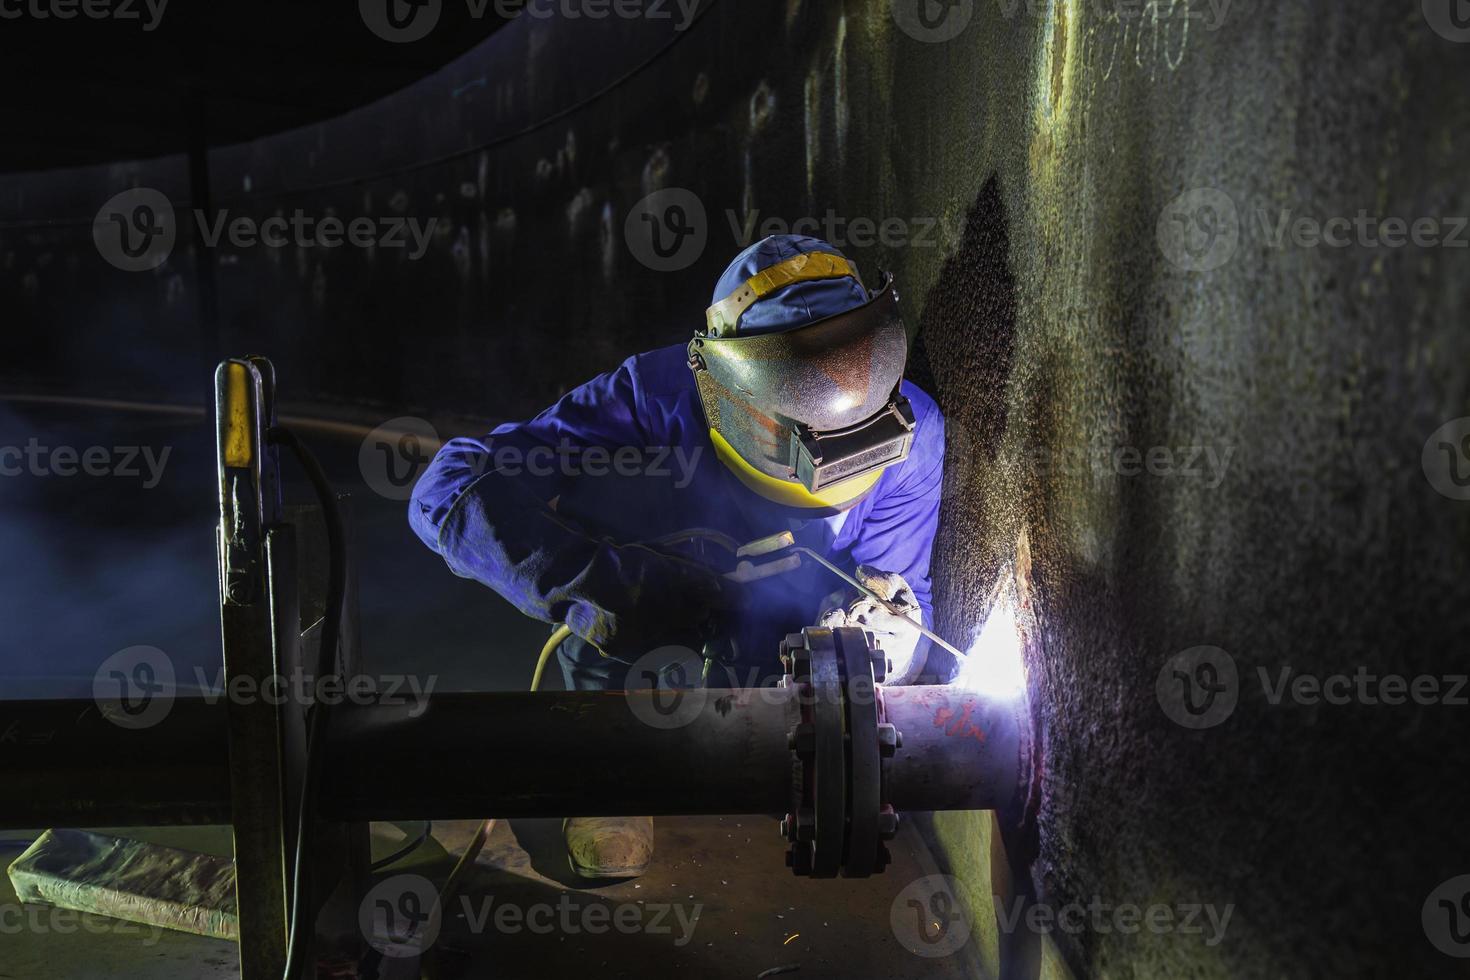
[409,234,946,879]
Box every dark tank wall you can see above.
[3,1,1468,976]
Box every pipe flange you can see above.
[779,626,899,879]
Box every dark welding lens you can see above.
[790,396,916,492]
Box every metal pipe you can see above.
[0,686,1028,829]
[321,689,800,821]
[880,685,1031,820]
[0,699,233,829]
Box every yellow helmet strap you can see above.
[704,252,860,338]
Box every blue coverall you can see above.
[408,345,946,689]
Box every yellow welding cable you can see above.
[531,624,574,692]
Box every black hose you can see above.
[268,425,347,980]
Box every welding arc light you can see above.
[955,572,1026,700]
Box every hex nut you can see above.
[877,724,901,756]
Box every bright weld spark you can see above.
[955,572,1026,700]
[783,933,800,945]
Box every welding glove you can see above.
[818,566,927,686]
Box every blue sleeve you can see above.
[408,357,728,656]
[847,391,944,626]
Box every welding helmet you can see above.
[688,236,916,511]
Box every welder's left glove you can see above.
[818,566,927,686]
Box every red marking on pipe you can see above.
[932,703,987,743]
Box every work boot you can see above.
[563,816,655,879]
